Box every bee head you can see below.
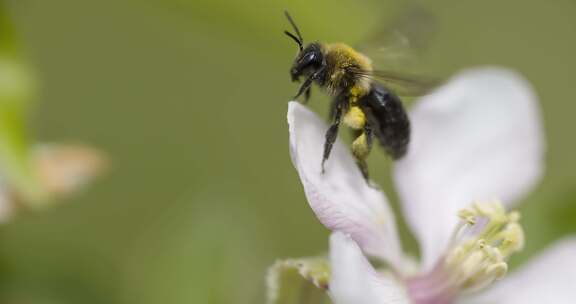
[284,11,325,82]
[289,43,324,82]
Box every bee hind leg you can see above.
[351,125,373,182]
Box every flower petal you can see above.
[288,102,403,267]
[463,237,576,304]
[329,232,409,304]
[393,67,545,271]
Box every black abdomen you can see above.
[359,84,410,159]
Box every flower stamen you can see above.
[444,200,524,291]
[407,200,525,304]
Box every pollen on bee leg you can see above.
[351,133,370,159]
[343,106,366,130]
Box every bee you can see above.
[284,11,433,180]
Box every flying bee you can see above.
[284,11,436,180]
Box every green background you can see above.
[1,0,575,303]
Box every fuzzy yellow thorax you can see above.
[322,43,372,97]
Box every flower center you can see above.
[407,201,524,304]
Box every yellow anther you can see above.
[442,200,525,293]
[458,208,477,225]
[498,222,525,255]
[486,262,508,281]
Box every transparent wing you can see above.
[358,4,436,71]
[349,67,441,96]
[352,4,440,96]
[368,69,441,96]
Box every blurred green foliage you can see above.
[266,258,330,304]
[0,4,44,205]
[0,0,574,303]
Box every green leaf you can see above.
[0,4,45,205]
[266,257,331,304]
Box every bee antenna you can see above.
[284,30,303,51]
[284,10,304,50]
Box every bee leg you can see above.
[294,68,324,102]
[294,76,313,101]
[303,87,311,104]
[351,124,373,182]
[327,98,338,122]
[321,99,344,173]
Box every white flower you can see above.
[288,67,576,303]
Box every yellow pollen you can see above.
[351,133,370,159]
[343,106,366,130]
[350,86,364,99]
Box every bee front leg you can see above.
[322,98,344,174]
[294,68,324,102]
[294,76,313,101]
[303,87,311,104]
[351,124,373,182]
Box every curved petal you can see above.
[393,67,545,271]
[329,232,409,304]
[288,102,403,267]
[462,237,576,304]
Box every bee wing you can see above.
[358,4,436,70]
[352,4,440,96]
[369,69,441,96]
[350,68,441,96]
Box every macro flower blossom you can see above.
[284,67,576,303]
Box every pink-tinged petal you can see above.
[33,143,107,197]
[288,102,404,268]
[329,232,409,304]
[462,237,576,304]
[393,68,545,271]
